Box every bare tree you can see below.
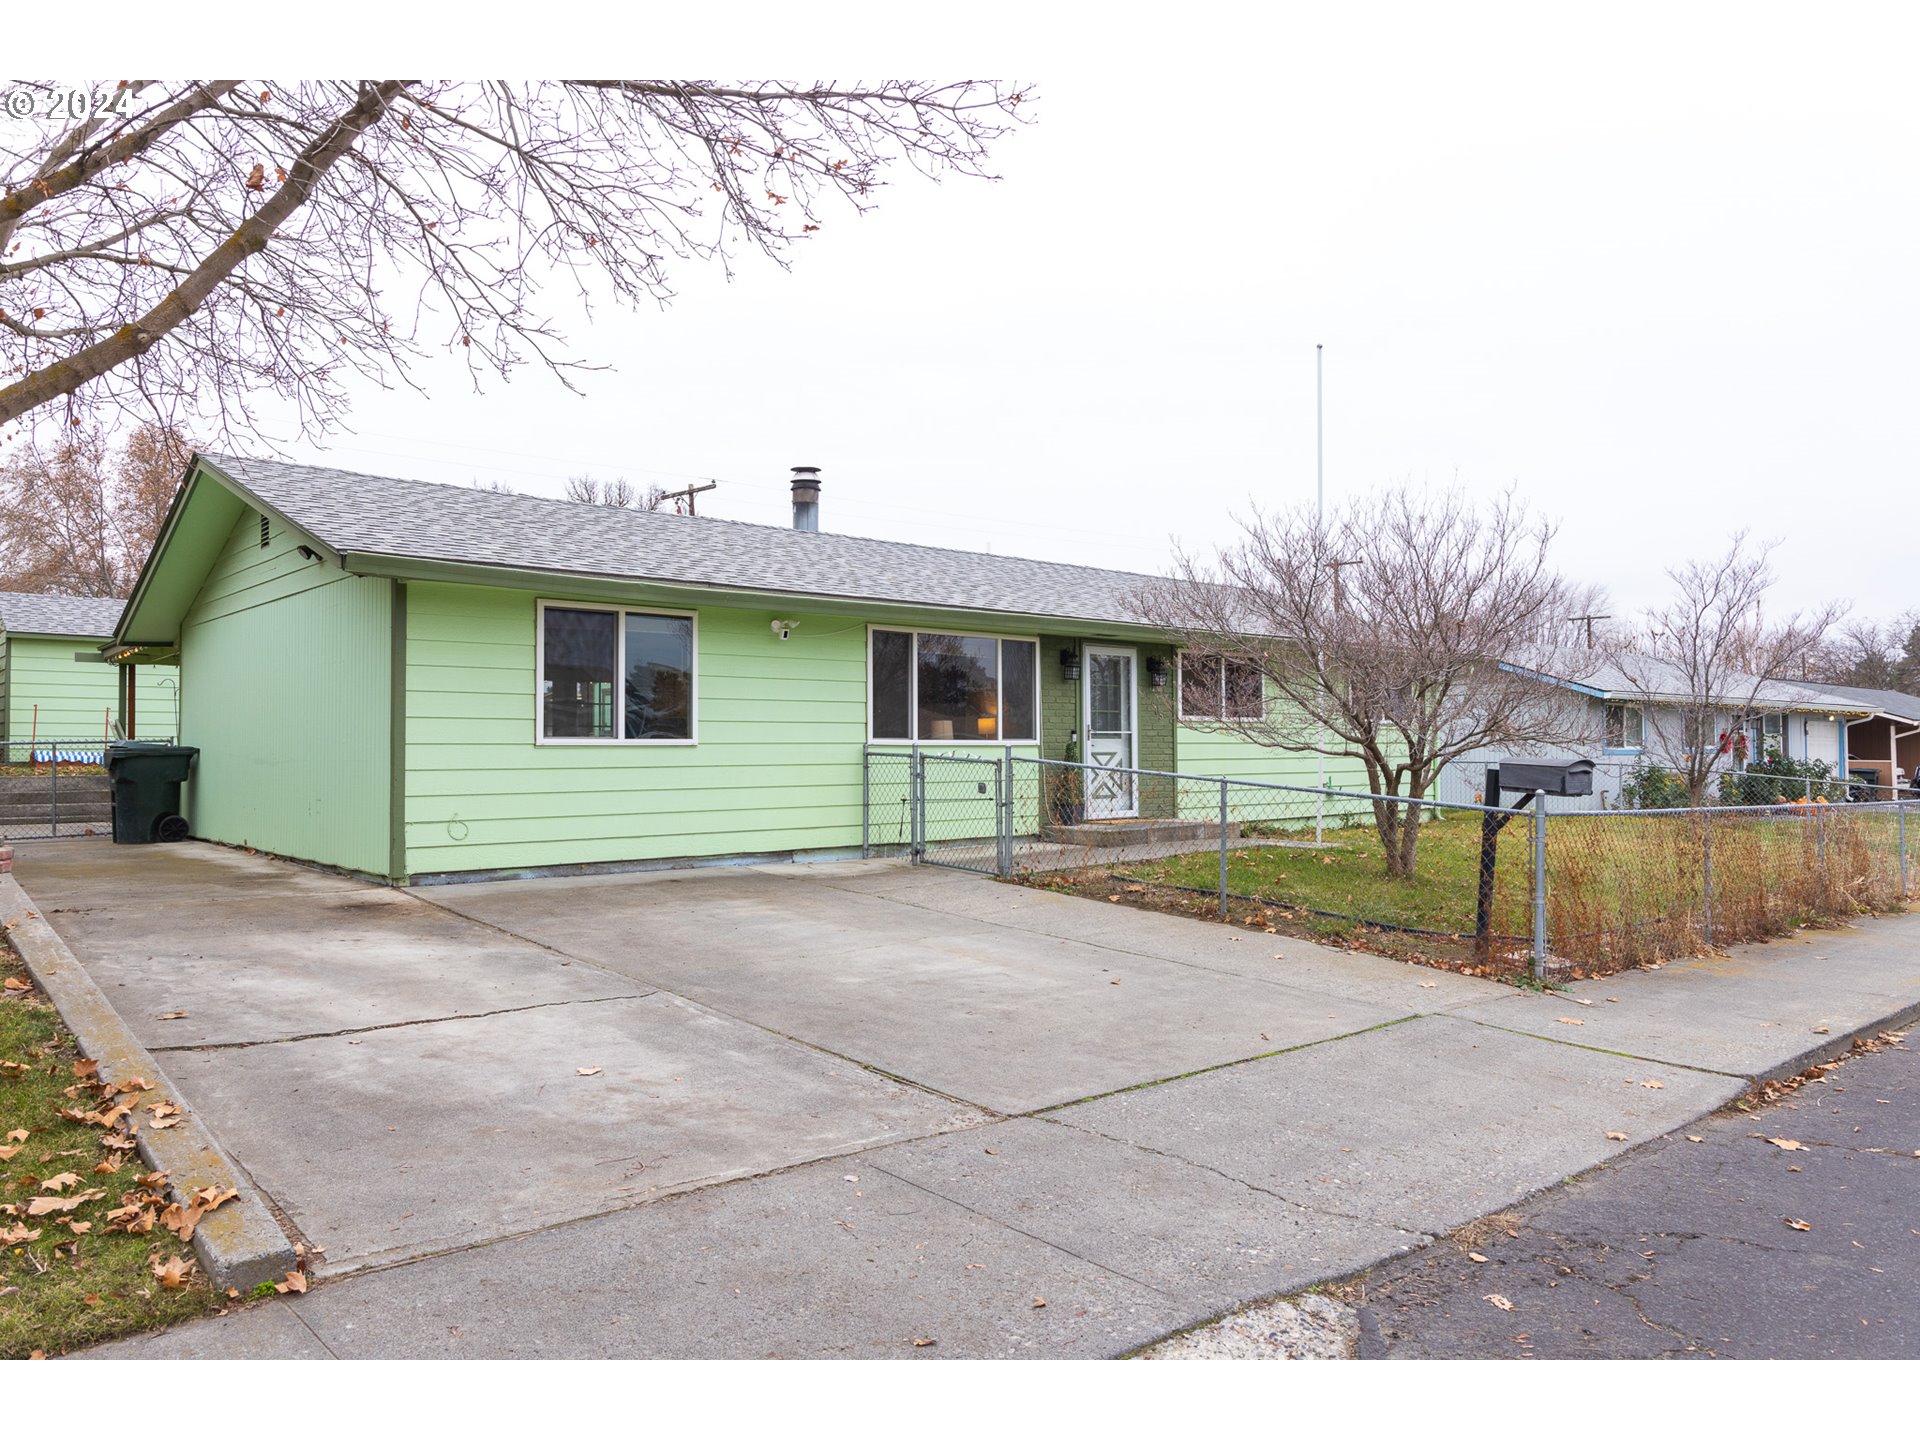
[0,80,1032,442]
[1612,535,1841,804]
[1135,487,1603,877]
[563,474,669,510]
[1806,612,1920,692]
[0,421,186,594]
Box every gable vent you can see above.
[259,513,270,548]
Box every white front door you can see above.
[1083,646,1137,819]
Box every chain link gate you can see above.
[1,739,115,841]
[911,751,1011,876]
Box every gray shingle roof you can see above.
[0,590,125,638]
[1811,683,1920,724]
[201,454,1166,627]
[1526,654,1878,715]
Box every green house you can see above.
[113,454,1367,883]
[0,591,177,752]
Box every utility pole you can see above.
[1569,612,1612,648]
[1314,344,1327,844]
[659,480,718,515]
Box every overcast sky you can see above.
[120,9,1920,622]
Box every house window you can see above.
[1753,713,1784,760]
[1179,653,1263,720]
[540,602,694,743]
[869,629,1038,742]
[1604,703,1643,752]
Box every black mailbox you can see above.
[1495,759,1594,797]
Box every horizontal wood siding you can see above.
[5,636,116,741]
[178,510,391,874]
[406,584,921,874]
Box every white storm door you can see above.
[1083,646,1138,819]
[1805,718,1839,769]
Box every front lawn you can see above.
[0,947,222,1359]
[1024,803,1906,977]
[1127,813,1531,940]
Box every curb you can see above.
[1,872,298,1292]
[1745,997,1920,1087]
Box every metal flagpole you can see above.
[1314,343,1326,845]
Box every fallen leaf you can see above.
[1640,1079,1665,1090]
[1606,1131,1629,1142]
[0,1145,19,1162]
[26,1188,103,1215]
[156,1011,189,1021]
[2,977,29,992]
[576,1067,602,1077]
[1485,1294,1515,1311]
[1418,981,1438,989]
[39,1172,81,1192]
[0,1223,41,1244]
[150,1253,195,1288]
[1467,1252,1490,1264]
[1556,1017,1585,1026]
[275,1269,309,1294]
[1812,1026,1830,1035]
[1786,1218,1812,1232]
[1686,1135,1705,1143]
[1032,1296,1047,1309]
[72,1059,99,1079]
[1569,997,1594,1007]
[1767,1138,1808,1152]
[911,1337,936,1347]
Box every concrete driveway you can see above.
[14,839,1919,1358]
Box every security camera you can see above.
[772,619,796,641]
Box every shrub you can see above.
[1620,761,1690,810]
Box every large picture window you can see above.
[1179,652,1263,720]
[540,602,695,743]
[869,629,1038,742]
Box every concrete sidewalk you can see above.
[14,842,1914,1359]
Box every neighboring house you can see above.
[1441,656,1880,809]
[111,454,1369,882]
[1814,684,1920,794]
[0,590,177,749]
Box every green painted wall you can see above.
[0,633,175,744]
[403,584,1068,875]
[178,509,391,874]
[1173,680,1380,829]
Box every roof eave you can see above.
[338,550,1171,640]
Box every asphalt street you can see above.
[1354,1032,1918,1359]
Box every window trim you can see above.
[534,598,699,747]
[1175,651,1265,722]
[1602,701,1644,755]
[865,624,1041,746]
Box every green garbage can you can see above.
[105,742,199,844]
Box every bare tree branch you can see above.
[1610,534,1843,803]
[0,79,1034,444]
[1134,486,1603,877]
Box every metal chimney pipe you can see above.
[790,466,821,532]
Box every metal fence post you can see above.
[1900,801,1910,899]
[49,751,59,838]
[910,748,924,862]
[1530,791,1548,978]
[1701,807,1715,949]
[995,756,1012,878]
[860,747,871,859]
[1815,803,1827,894]
[1218,779,1230,920]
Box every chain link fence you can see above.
[0,739,116,841]
[862,749,1919,978]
